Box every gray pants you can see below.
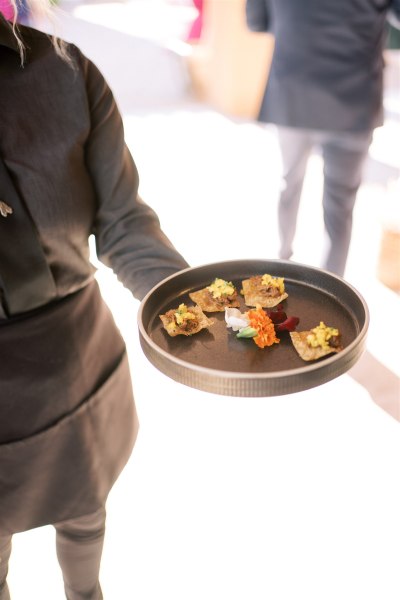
[0,507,105,600]
[276,126,372,277]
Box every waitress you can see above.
[0,5,188,599]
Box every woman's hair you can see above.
[9,0,70,64]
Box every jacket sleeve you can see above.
[245,0,271,32]
[81,54,189,300]
[388,0,400,28]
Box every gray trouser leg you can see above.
[0,535,11,600]
[276,127,314,260]
[55,507,106,600]
[321,131,372,276]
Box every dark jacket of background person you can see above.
[246,0,400,132]
[0,14,189,536]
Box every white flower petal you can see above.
[225,307,249,331]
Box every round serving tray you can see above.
[137,259,369,397]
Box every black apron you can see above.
[0,157,138,535]
[0,280,139,535]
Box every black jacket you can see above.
[246,0,400,131]
[0,14,188,314]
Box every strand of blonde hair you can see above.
[9,0,70,64]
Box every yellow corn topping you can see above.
[174,303,196,325]
[261,273,285,294]
[207,278,235,299]
[166,321,177,333]
[306,321,339,349]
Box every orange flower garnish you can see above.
[247,305,280,349]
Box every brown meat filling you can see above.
[165,310,199,333]
[207,290,237,308]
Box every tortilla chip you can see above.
[160,304,214,337]
[242,276,288,308]
[189,287,240,312]
[290,330,342,361]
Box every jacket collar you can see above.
[0,12,22,54]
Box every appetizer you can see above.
[160,303,214,337]
[290,321,342,361]
[225,305,280,349]
[241,273,288,308]
[189,278,240,312]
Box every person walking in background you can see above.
[246,0,400,277]
[0,1,188,598]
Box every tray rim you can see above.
[137,258,369,395]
